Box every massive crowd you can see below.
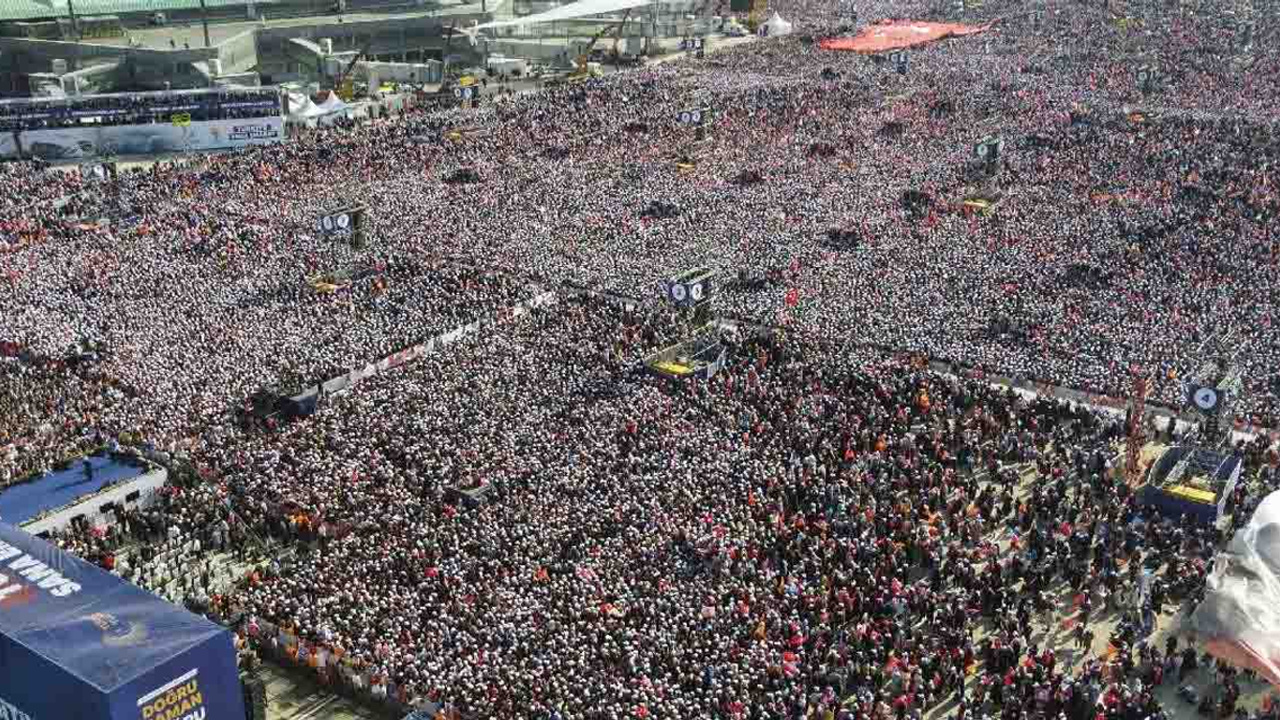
[53,299,1280,719]
[2,0,1279,452]
[0,160,82,214]
[3,0,1280,716]
[218,306,1125,716]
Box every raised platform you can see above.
[1139,444,1242,525]
[444,482,495,509]
[0,522,245,720]
[644,324,727,382]
[0,452,168,535]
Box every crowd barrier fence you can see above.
[246,617,452,719]
[307,290,557,404]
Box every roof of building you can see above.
[0,0,274,23]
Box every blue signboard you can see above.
[0,523,245,720]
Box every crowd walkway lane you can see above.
[255,661,384,720]
[898,445,1271,720]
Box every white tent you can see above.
[316,93,349,115]
[286,92,327,121]
[758,11,793,37]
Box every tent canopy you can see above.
[317,93,348,114]
[759,11,792,37]
[1194,489,1280,688]
[287,92,350,121]
[286,92,325,120]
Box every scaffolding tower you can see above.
[1125,369,1150,487]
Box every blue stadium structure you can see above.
[0,523,244,720]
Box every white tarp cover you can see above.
[286,92,326,120]
[1194,489,1280,688]
[758,11,793,37]
[316,93,349,114]
[471,0,654,31]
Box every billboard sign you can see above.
[226,123,278,141]
[5,117,284,161]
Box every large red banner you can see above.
[819,19,991,53]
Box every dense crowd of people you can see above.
[47,297,1280,719]
[2,1,1274,435]
[0,354,122,484]
[0,4,1276,450]
[0,160,82,214]
[3,0,1280,716]
[218,310,1135,719]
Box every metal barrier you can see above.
[244,617,443,717]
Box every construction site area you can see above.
[0,0,780,100]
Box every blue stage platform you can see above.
[0,523,246,720]
[0,454,149,526]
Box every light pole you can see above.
[67,0,81,75]
[198,0,212,48]
[66,0,81,41]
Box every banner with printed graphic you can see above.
[5,117,284,161]
[818,18,991,53]
[0,523,245,720]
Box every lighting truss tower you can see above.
[1181,326,1246,449]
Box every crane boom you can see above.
[580,25,612,56]
[609,8,633,64]
[747,0,766,31]
[573,11,630,78]
[334,48,366,99]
